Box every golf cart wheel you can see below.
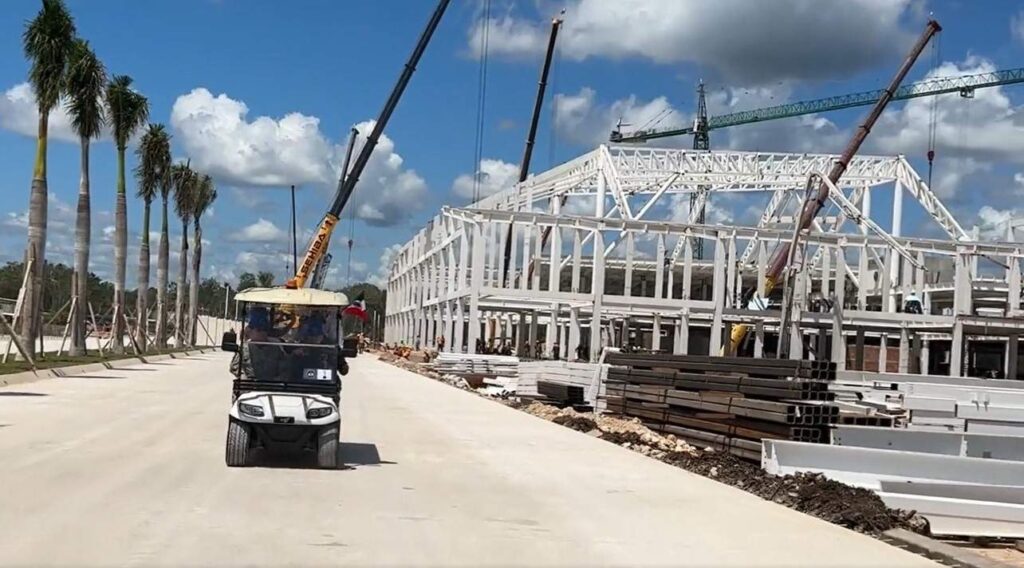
[317,425,339,469]
[225,420,251,467]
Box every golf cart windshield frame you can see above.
[232,301,342,397]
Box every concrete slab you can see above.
[0,353,936,566]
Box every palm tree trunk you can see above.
[188,219,202,347]
[70,136,91,357]
[19,111,50,359]
[111,147,128,354]
[174,220,188,347]
[136,199,151,352]
[155,196,169,349]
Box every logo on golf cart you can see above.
[304,368,333,381]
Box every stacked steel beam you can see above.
[605,352,837,461]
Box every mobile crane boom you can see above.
[727,19,942,354]
[288,0,450,288]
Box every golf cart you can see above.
[221,287,357,468]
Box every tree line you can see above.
[15,0,217,357]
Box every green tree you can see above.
[104,74,149,353]
[171,161,195,346]
[64,37,105,356]
[134,123,170,351]
[19,0,77,357]
[237,272,257,291]
[256,271,275,287]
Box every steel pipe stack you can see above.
[605,352,838,461]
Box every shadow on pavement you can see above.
[0,392,47,397]
[66,375,125,379]
[248,442,394,470]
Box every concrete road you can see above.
[0,353,936,567]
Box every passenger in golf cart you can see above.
[230,305,349,384]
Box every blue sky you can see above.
[1,0,1023,290]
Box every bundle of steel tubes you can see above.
[604,352,838,461]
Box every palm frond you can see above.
[171,161,196,221]
[191,174,217,220]
[135,123,171,202]
[23,0,76,112]
[104,74,150,150]
[64,38,106,140]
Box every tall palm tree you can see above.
[134,123,170,352]
[105,74,148,353]
[172,162,195,347]
[187,174,217,346]
[65,38,105,357]
[19,0,76,357]
[154,140,175,349]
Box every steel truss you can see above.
[386,146,1022,380]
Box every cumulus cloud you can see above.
[171,89,427,226]
[367,243,403,287]
[171,88,334,187]
[554,87,684,147]
[469,0,916,84]
[872,57,1024,167]
[228,218,288,243]
[977,205,1018,241]
[452,158,519,200]
[345,120,429,227]
[0,83,80,143]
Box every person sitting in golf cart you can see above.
[230,307,282,379]
[287,313,349,378]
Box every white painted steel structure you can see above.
[386,146,1024,378]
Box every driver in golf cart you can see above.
[230,306,349,381]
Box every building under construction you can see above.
[385,145,1024,379]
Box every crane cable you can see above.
[926,31,942,188]
[471,0,492,204]
[547,24,562,169]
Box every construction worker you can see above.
[230,307,279,379]
[904,291,923,314]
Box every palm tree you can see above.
[187,174,217,346]
[172,162,196,347]
[65,38,105,357]
[19,0,76,357]
[105,74,149,353]
[134,123,170,352]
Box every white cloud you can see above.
[346,120,429,227]
[0,83,79,143]
[171,89,427,226]
[229,218,287,243]
[469,0,916,84]
[554,87,684,147]
[977,205,1018,241]
[171,88,333,187]
[872,57,1024,168]
[368,243,403,287]
[452,158,519,200]
[1012,11,1024,44]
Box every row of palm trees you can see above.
[19,0,216,357]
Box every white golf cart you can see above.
[221,287,357,468]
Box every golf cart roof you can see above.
[234,287,349,307]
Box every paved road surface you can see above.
[0,353,935,566]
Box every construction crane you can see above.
[727,19,943,355]
[286,0,450,289]
[309,127,358,289]
[501,14,564,285]
[610,66,1024,144]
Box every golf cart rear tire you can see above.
[226,420,251,467]
[317,425,339,469]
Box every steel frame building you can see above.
[385,145,1024,379]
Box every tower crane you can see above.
[610,67,1024,145]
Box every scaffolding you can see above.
[385,145,1024,379]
